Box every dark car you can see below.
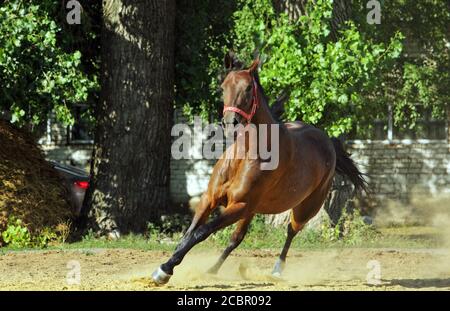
[49,161,90,216]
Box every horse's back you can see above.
[285,120,308,131]
[285,121,333,150]
[284,120,336,176]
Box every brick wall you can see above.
[347,140,450,204]
[170,139,450,205]
[170,158,215,203]
[41,144,92,170]
[169,110,217,203]
[38,113,92,170]
[39,112,449,206]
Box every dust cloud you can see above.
[374,191,450,245]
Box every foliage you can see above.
[1,218,31,248]
[82,228,97,242]
[146,215,190,242]
[0,0,99,126]
[320,209,378,245]
[351,0,449,134]
[0,217,69,248]
[176,0,403,137]
[230,0,403,136]
[146,222,160,240]
[34,227,59,248]
[1,213,434,250]
[176,0,447,138]
[175,0,237,120]
[54,221,72,244]
[211,211,378,248]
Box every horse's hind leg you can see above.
[272,179,333,277]
[272,215,302,277]
[207,215,254,274]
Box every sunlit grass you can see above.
[0,223,441,254]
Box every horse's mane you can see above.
[253,69,290,122]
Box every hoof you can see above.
[151,266,172,285]
[268,272,285,282]
[271,271,282,278]
[271,259,285,277]
[206,267,219,275]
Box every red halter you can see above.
[223,79,259,124]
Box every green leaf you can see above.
[337,94,348,104]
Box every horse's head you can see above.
[221,52,260,139]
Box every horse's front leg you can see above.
[152,202,247,285]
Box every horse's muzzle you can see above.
[221,116,239,128]
[221,116,241,140]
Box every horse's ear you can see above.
[224,51,234,70]
[248,57,260,74]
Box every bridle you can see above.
[223,79,259,125]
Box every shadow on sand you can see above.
[386,278,450,289]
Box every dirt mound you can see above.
[0,120,72,240]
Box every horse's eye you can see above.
[246,84,252,92]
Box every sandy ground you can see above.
[1,247,449,291]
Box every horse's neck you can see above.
[253,94,276,125]
[252,89,288,137]
[247,89,289,160]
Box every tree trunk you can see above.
[447,105,450,149]
[272,0,308,21]
[272,0,351,41]
[329,0,352,41]
[83,0,175,235]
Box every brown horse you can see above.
[152,54,367,285]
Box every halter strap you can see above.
[223,79,259,124]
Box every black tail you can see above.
[331,138,369,194]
